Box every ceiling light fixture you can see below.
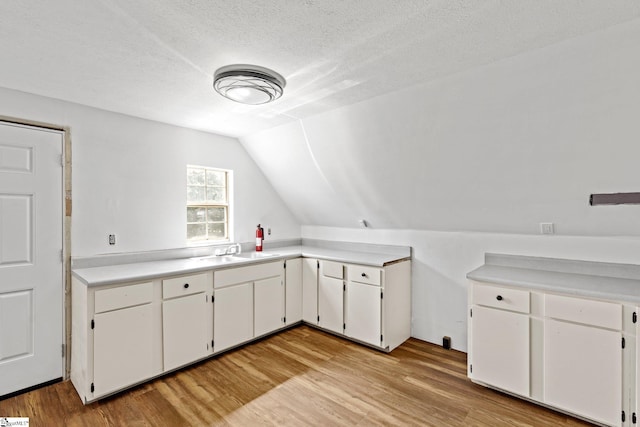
[213,64,286,105]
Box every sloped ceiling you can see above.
[0,1,639,137]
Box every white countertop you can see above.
[72,245,410,287]
[467,253,640,303]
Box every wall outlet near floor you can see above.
[539,223,554,235]
[108,234,116,245]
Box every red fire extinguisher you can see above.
[256,224,264,252]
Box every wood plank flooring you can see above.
[0,326,592,426]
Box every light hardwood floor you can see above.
[0,326,592,426]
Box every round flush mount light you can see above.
[213,64,286,105]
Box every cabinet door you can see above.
[345,281,381,347]
[93,304,154,397]
[470,305,529,396]
[285,258,303,325]
[302,258,318,324]
[255,276,284,337]
[544,319,621,426]
[163,292,209,371]
[214,283,253,352]
[318,275,344,334]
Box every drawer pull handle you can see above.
[496,295,503,301]
[184,283,190,289]
[361,273,367,277]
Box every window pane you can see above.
[206,170,226,186]
[187,186,205,203]
[187,224,206,240]
[206,187,226,203]
[187,168,205,185]
[187,207,206,223]
[207,207,226,222]
[207,223,226,239]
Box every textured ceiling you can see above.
[1,1,639,137]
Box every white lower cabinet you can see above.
[213,282,254,352]
[213,260,285,352]
[162,273,212,371]
[285,258,303,325]
[255,276,284,337]
[345,281,381,347]
[93,303,155,397]
[469,280,630,427]
[470,306,530,396]
[302,258,319,324]
[318,260,346,334]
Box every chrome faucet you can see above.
[225,243,242,256]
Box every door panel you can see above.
[318,276,343,334]
[345,282,380,346]
[0,290,33,361]
[214,283,253,352]
[0,123,63,396]
[255,276,283,336]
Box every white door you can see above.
[0,122,63,396]
[318,276,343,334]
[302,258,318,324]
[285,258,302,325]
[544,319,621,426]
[470,306,529,396]
[345,281,381,347]
[214,283,253,352]
[254,276,284,336]
[163,292,209,371]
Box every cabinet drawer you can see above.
[163,273,208,299]
[473,283,529,314]
[321,261,343,279]
[347,265,381,286]
[95,282,153,313]
[544,294,621,330]
[215,261,282,288]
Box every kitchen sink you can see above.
[232,252,279,259]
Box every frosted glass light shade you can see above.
[213,65,286,105]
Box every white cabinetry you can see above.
[302,258,319,324]
[318,261,345,334]
[310,259,411,351]
[71,278,162,403]
[469,283,530,396]
[543,294,622,426]
[285,258,302,325]
[162,273,212,371]
[213,261,284,353]
[469,280,629,426]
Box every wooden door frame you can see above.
[0,115,72,378]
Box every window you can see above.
[186,165,230,242]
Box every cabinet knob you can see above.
[361,273,367,277]
[184,283,190,289]
[496,295,503,301]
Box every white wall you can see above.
[242,18,640,236]
[303,225,640,351]
[0,87,300,256]
[241,19,640,352]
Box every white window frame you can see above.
[186,165,233,244]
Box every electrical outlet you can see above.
[540,223,554,235]
[108,234,116,245]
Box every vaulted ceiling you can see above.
[1,1,639,137]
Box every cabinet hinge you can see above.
[381,291,383,299]
[380,334,383,343]
[317,315,320,322]
[90,383,95,393]
[205,294,208,303]
[283,317,286,323]
[317,260,319,269]
[343,284,346,292]
[634,312,637,324]
[91,319,95,329]
[343,323,346,330]
[59,154,64,167]
[622,411,626,423]
[284,261,286,268]
[470,364,472,373]
[60,249,64,263]
[632,412,637,424]
[470,308,472,318]
[212,295,215,303]
[61,343,65,358]
[622,337,626,349]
